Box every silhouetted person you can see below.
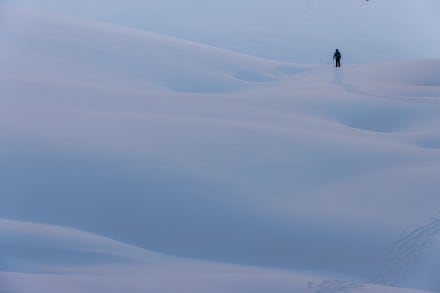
[333,49,341,67]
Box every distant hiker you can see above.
[333,49,341,68]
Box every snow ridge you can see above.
[1,3,440,293]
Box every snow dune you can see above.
[0,219,435,293]
[0,6,309,93]
[1,5,440,293]
[5,0,440,63]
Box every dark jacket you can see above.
[333,50,341,60]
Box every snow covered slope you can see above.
[3,0,440,63]
[0,219,436,293]
[1,5,440,293]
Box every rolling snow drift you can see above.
[1,5,440,293]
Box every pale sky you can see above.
[1,1,440,289]
[1,0,440,63]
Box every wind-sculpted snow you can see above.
[372,217,440,291]
[4,0,440,63]
[0,218,169,267]
[1,5,440,293]
[0,219,435,293]
[0,6,310,94]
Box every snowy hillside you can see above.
[0,219,436,293]
[1,3,440,293]
[3,0,440,63]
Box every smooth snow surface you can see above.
[3,0,440,63]
[1,4,440,293]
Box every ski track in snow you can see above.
[373,217,440,286]
[309,217,440,293]
[312,280,364,293]
[306,67,440,292]
[1,5,440,293]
